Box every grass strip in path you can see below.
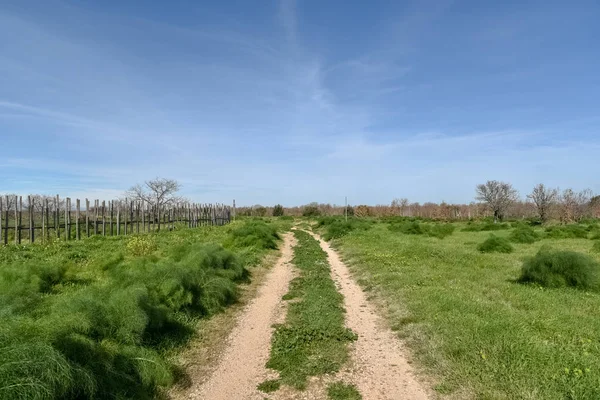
[264,230,356,390]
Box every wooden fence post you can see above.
[44,198,49,242]
[110,201,114,236]
[85,199,90,237]
[55,195,60,239]
[102,201,106,236]
[117,202,121,236]
[28,196,34,243]
[3,196,8,245]
[76,199,80,240]
[94,200,99,235]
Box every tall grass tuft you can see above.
[463,222,510,232]
[544,225,589,239]
[519,248,600,291]
[388,221,455,239]
[229,220,280,249]
[509,226,540,244]
[477,235,514,253]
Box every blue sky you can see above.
[1,0,598,206]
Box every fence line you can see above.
[0,195,232,245]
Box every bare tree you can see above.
[475,180,519,222]
[527,184,558,223]
[127,178,183,209]
[558,188,593,223]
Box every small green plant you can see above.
[327,382,362,399]
[519,248,600,291]
[463,222,510,232]
[323,219,372,241]
[591,241,600,253]
[257,379,281,393]
[509,226,540,244]
[544,225,589,239]
[126,235,158,256]
[273,204,284,217]
[477,235,514,253]
[229,220,280,249]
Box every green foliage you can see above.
[0,219,280,399]
[519,248,600,291]
[322,219,373,241]
[388,221,455,239]
[335,223,600,399]
[302,203,321,217]
[266,231,356,390]
[257,379,281,393]
[591,241,600,253]
[126,235,158,256]
[327,382,362,400]
[229,220,280,250]
[273,204,284,217]
[509,226,540,244]
[477,235,514,253]
[544,225,589,239]
[463,222,510,232]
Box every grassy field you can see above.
[0,218,288,399]
[324,218,600,399]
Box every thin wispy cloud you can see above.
[0,0,598,205]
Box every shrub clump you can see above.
[322,219,372,241]
[272,204,284,217]
[519,248,600,291]
[229,220,280,249]
[388,221,455,239]
[509,226,540,244]
[477,235,514,253]
[463,222,510,232]
[544,225,589,239]
[591,241,600,254]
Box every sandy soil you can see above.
[187,232,296,400]
[187,229,429,400]
[308,231,429,400]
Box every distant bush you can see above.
[509,226,540,244]
[519,248,600,291]
[322,219,372,241]
[273,204,284,217]
[229,220,280,249]
[477,235,514,253]
[302,204,321,217]
[544,225,589,239]
[389,221,424,235]
[463,222,510,232]
[315,216,342,228]
[427,224,456,239]
[388,221,455,239]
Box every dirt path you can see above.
[309,232,429,400]
[188,232,296,400]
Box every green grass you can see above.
[477,234,514,253]
[327,382,362,400]
[388,221,455,239]
[265,230,356,390]
[257,379,281,393]
[335,223,600,399]
[519,248,600,291]
[0,219,285,399]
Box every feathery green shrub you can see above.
[463,222,510,232]
[519,248,600,291]
[509,226,540,244]
[477,235,514,253]
[544,225,589,239]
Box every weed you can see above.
[477,235,514,253]
[509,226,540,244]
[327,382,362,399]
[519,248,600,291]
[257,379,281,393]
[545,225,589,239]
